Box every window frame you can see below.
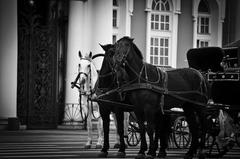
[150,36,170,66]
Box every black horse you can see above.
[112,36,209,159]
[96,44,136,158]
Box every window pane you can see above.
[166,16,169,22]
[150,56,153,64]
[166,24,169,30]
[150,47,153,55]
[113,0,118,6]
[160,38,164,46]
[154,57,158,64]
[156,3,160,11]
[160,48,163,55]
[165,2,170,11]
[154,48,158,55]
[161,3,165,11]
[155,14,159,21]
[151,38,154,45]
[160,57,163,65]
[151,14,154,21]
[165,39,168,46]
[161,15,164,22]
[165,48,168,56]
[165,57,168,65]
[151,22,154,29]
[155,38,158,46]
[155,23,159,30]
[161,23,164,30]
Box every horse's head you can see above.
[112,36,143,81]
[78,51,93,87]
[98,44,129,91]
[113,36,134,68]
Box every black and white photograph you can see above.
[0,0,240,158]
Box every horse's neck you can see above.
[90,63,98,88]
[126,54,143,80]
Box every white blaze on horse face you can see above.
[79,59,91,86]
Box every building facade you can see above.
[0,0,240,129]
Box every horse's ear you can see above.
[99,43,111,51]
[89,51,92,59]
[129,37,134,42]
[79,51,82,58]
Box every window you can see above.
[112,35,117,44]
[149,0,172,67]
[151,0,171,31]
[151,14,170,31]
[197,16,210,34]
[113,9,118,27]
[150,37,169,66]
[196,0,211,48]
[197,39,209,48]
[113,0,118,6]
[113,0,119,28]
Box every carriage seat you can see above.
[187,47,224,72]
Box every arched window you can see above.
[196,0,211,48]
[113,0,119,44]
[150,0,172,66]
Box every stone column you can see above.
[64,0,85,123]
[0,0,18,130]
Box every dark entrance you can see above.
[17,0,68,129]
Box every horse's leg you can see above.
[145,108,157,158]
[96,114,103,149]
[112,113,120,148]
[124,112,129,137]
[115,110,126,157]
[135,111,147,158]
[97,106,110,157]
[196,108,208,159]
[183,105,200,159]
[157,113,170,158]
[85,113,92,149]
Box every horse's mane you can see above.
[132,41,143,60]
[120,36,143,60]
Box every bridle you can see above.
[113,41,162,84]
[97,51,119,93]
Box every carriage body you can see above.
[187,46,240,156]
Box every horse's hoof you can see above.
[114,143,120,149]
[198,153,205,159]
[116,151,126,158]
[97,151,108,158]
[84,145,91,149]
[135,153,145,159]
[145,154,154,159]
[95,144,102,149]
[157,149,166,158]
[184,153,193,159]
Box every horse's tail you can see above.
[189,67,209,102]
[197,69,209,102]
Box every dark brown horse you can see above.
[112,37,209,159]
[96,44,137,158]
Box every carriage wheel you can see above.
[126,112,140,147]
[126,121,141,147]
[172,116,191,148]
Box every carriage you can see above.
[127,45,240,157]
[71,37,240,159]
[186,46,240,157]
